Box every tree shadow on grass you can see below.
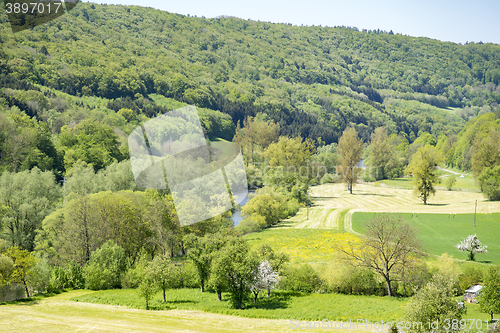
[425,203,449,206]
[245,291,305,310]
[353,192,394,197]
[0,291,61,306]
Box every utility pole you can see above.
[474,199,477,227]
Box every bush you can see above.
[48,261,84,292]
[445,175,457,191]
[28,254,52,294]
[458,266,483,294]
[178,262,200,289]
[279,264,323,293]
[235,217,261,235]
[479,166,500,201]
[321,263,381,295]
[405,278,465,332]
[84,240,126,290]
[285,198,301,217]
[320,173,339,184]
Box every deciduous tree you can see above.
[339,214,422,297]
[405,145,442,204]
[337,128,363,194]
[478,267,500,321]
[456,234,488,261]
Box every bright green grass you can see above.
[377,173,479,192]
[71,288,407,322]
[352,212,500,265]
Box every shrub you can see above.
[405,279,465,332]
[28,254,52,294]
[322,263,381,295]
[47,261,84,292]
[279,264,323,293]
[445,175,457,191]
[235,218,261,235]
[457,266,483,294]
[84,240,126,290]
[178,261,200,288]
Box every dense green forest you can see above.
[1,1,500,314]
[1,2,500,147]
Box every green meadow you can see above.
[352,212,500,265]
[71,288,407,322]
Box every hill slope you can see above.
[1,2,499,142]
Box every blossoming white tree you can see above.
[249,260,279,303]
[456,234,488,261]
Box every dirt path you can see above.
[437,166,464,175]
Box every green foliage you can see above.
[479,166,500,200]
[338,127,363,193]
[445,175,457,191]
[0,167,61,251]
[405,279,465,333]
[478,267,500,321]
[4,246,37,297]
[405,145,443,204]
[209,237,258,309]
[137,269,159,310]
[241,191,290,228]
[48,261,85,291]
[279,264,323,293]
[184,232,227,292]
[58,119,124,173]
[0,111,62,174]
[38,191,155,266]
[458,266,484,295]
[27,254,52,293]
[365,127,405,180]
[84,240,126,290]
[148,255,177,303]
[0,253,14,287]
[322,263,383,296]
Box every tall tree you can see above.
[339,214,422,297]
[405,145,442,204]
[478,267,500,321]
[209,238,258,309]
[365,127,397,180]
[184,233,227,292]
[0,167,61,251]
[337,127,364,194]
[150,254,176,303]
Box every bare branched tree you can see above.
[338,214,423,297]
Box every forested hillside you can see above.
[1,2,499,148]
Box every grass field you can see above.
[309,183,500,214]
[71,289,408,323]
[352,212,500,265]
[376,167,479,192]
[0,290,314,333]
[245,226,358,265]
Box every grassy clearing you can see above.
[245,226,359,265]
[376,169,479,192]
[352,212,500,265]
[0,290,312,333]
[309,183,500,214]
[71,289,407,323]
